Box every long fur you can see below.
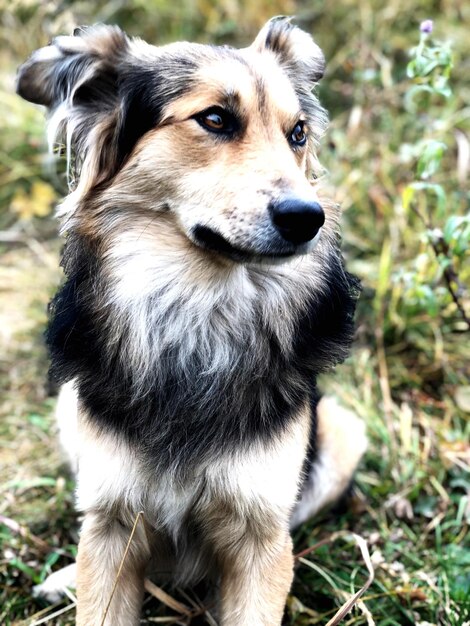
[46,228,358,475]
[18,17,365,625]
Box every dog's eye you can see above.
[195,107,238,134]
[290,122,307,146]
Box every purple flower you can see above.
[420,19,433,34]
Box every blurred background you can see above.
[0,1,469,624]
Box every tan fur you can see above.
[316,398,368,487]
[20,19,366,625]
[76,511,152,626]
[291,398,368,528]
[72,399,311,624]
[68,38,329,252]
[74,400,310,535]
[36,382,368,623]
[75,53,337,251]
[218,531,294,626]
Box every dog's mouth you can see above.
[192,225,301,263]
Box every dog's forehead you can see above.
[150,40,301,120]
[200,47,300,112]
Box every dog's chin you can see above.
[191,225,314,265]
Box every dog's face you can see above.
[17,19,328,263]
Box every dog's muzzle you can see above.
[192,225,296,263]
[192,197,325,263]
[269,198,325,244]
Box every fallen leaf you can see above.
[397,586,428,603]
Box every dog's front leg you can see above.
[218,525,294,626]
[76,510,151,626]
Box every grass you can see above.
[1,1,469,624]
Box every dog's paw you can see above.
[33,563,77,604]
[33,583,64,605]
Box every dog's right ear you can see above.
[17,26,130,193]
[17,25,128,108]
[251,17,325,88]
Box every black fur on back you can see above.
[46,233,360,476]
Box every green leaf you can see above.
[4,477,57,491]
[374,239,392,312]
[10,558,40,583]
[402,185,415,213]
[443,214,470,255]
[436,254,452,271]
[404,84,434,112]
[39,551,61,583]
[417,140,447,179]
[27,413,49,432]
[407,182,447,217]
[433,84,452,99]
[443,216,462,242]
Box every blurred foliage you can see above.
[0,0,469,624]
[400,26,469,331]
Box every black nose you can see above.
[269,198,325,244]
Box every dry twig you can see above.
[296,531,375,626]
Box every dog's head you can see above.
[17,18,330,263]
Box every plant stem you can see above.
[410,205,470,330]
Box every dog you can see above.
[17,17,367,625]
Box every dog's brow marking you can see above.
[255,75,267,113]
[220,89,240,109]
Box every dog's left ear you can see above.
[251,17,325,87]
[17,25,130,193]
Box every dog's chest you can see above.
[49,233,357,472]
[67,252,317,470]
[76,413,310,533]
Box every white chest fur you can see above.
[57,382,310,538]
